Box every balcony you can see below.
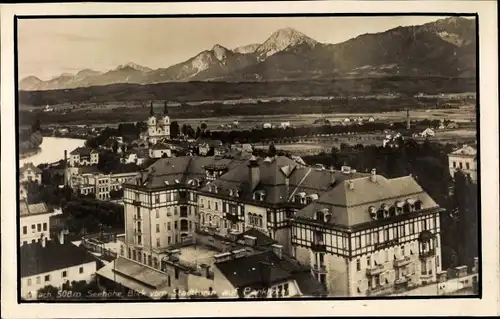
[132,200,141,206]
[310,241,327,252]
[419,248,436,260]
[312,264,327,273]
[366,264,385,276]
[393,256,412,268]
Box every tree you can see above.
[268,142,277,157]
[200,122,208,131]
[170,121,180,138]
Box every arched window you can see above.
[377,209,384,220]
[153,257,158,269]
[381,204,389,218]
[389,206,396,217]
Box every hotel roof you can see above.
[295,174,439,227]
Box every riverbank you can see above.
[19,147,41,160]
[20,137,86,166]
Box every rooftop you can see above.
[19,201,50,217]
[70,146,97,156]
[20,239,97,277]
[20,162,42,174]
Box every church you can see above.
[146,101,170,145]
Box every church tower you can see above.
[163,101,170,139]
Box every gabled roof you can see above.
[70,146,97,156]
[20,163,42,174]
[450,145,477,157]
[20,240,97,277]
[237,228,278,248]
[295,174,439,227]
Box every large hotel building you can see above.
[99,155,443,298]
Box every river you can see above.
[20,137,86,166]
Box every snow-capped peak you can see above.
[256,27,318,58]
[212,44,229,61]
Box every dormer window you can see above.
[229,189,234,197]
[414,200,422,211]
[381,204,390,218]
[254,190,265,201]
[234,189,240,198]
[316,210,325,222]
[406,199,416,212]
[395,201,404,215]
[369,206,377,220]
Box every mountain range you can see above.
[20,17,476,91]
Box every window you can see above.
[409,222,415,234]
[44,275,50,282]
[133,250,137,261]
[283,283,289,296]
[167,222,171,230]
[208,201,211,209]
[175,268,179,279]
[367,256,371,267]
[156,238,160,247]
[128,248,131,258]
[459,162,463,169]
[23,226,27,235]
[466,162,470,170]
[452,161,456,168]
[366,233,372,246]
[384,228,390,241]
[355,235,361,249]
[62,271,67,278]
[373,231,379,244]
[399,225,405,237]
[156,210,159,218]
[356,259,361,271]
[167,275,171,287]
[201,199,204,208]
[168,236,171,245]
[23,241,27,245]
[37,224,41,232]
[174,207,178,215]
[215,202,218,211]
[36,276,41,284]
[174,221,178,229]
[401,245,405,256]
[156,224,160,233]
[137,235,142,245]
[43,223,47,231]
[27,278,32,286]
[155,194,160,203]
[120,245,124,256]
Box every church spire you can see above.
[163,101,168,115]
[149,101,154,116]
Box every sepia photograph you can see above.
[1,1,499,317]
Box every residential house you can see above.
[19,163,42,184]
[448,144,477,182]
[20,233,97,300]
[69,147,99,167]
[20,201,55,245]
[149,143,172,159]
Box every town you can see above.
[19,100,479,300]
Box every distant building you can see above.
[149,143,172,159]
[263,123,272,129]
[280,122,291,129]
[20,233,97,300]
[420,128,435,138]
[19,163,42,184]
[69,147,99,167]
[368,116,376,122]
[69,168,138,200]
[448,144,477,182]
[447,122,459,129]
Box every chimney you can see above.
[348,180,354,190]
[329,166,336,185]
[370,168,377,182]
[40,234,47,248]
[406,108,411,130]
[244,235,257,247]
[58,230,65,244]
[271,244,283,259]
[248,156,260,192]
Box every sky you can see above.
[18,16,456,80]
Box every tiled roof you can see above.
[295,174,439,227]
[70,146,97,156]
[215,250,321,295]
[20,163,42,174]
[19,201,50,217]
[20,240,97,277]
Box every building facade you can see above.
[147,101,170,145]
[112,155,443,297]
[19,163,42,184]
[448,144,477,182]
[291,170,443,296]
[69,147,99,167]
[20,201,54,245]
[70,170,138,200]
